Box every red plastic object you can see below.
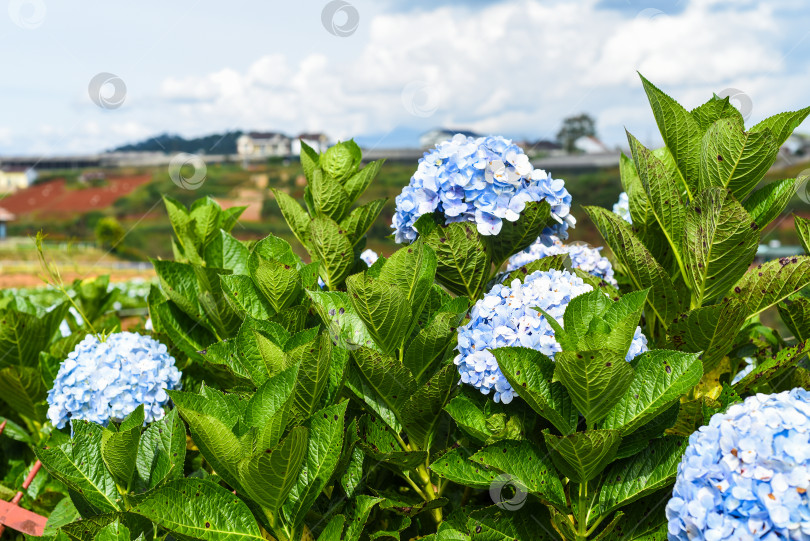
[0,421,48,536]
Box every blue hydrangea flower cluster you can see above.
[506,235,618,286]
[666,388,810,540]
[454,269,648,404]
[47,332,182,429]
[613,191,632,224]
[392,134,575,243]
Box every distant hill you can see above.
[111,131,243,154]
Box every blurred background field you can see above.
[2,151,809,289]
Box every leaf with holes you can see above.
[130,478,263,541]
[682,188,759,305]
[728,256,810,318]
[471,440,566,510]
[666,301,746,371]
[430,448,500,489]
[627,132,686,260]
[733,340,808,394]
[554,349,635,425]
[602,350,702,435]
[699,117,778,200]
[585,206,682,329]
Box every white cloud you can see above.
[144,0,804,148]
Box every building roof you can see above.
[0,206,15,221]
[297,133,328,140]
[0,166,34,173]
[425,128,480,138]
[246,131,290,140]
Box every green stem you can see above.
[576,481,588,540]
[416,463,442,526]
[399,472,428,500]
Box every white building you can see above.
[292,133,330,155]
[419,128,481,149]
[0,167,37,193]
[237,132,292,158]
[784,133,810,156]
[574,136,611,154]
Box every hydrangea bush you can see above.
[3,77,810,541]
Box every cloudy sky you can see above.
[1,0,809,155]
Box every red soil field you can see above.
[0,175,152,217]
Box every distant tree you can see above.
[556,113,597,153]
[95,216,125,251]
